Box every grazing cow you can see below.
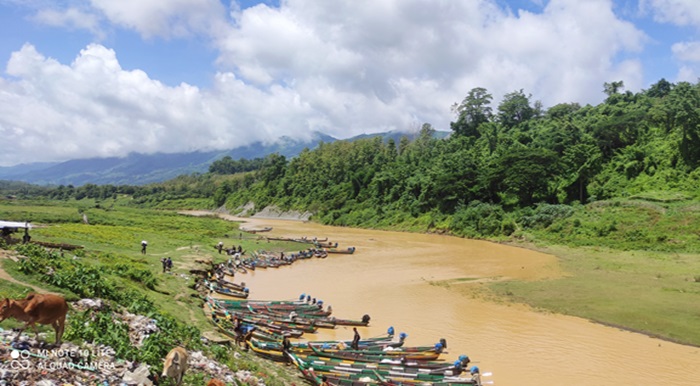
[0,293,68,345]
[162,346,189,386]
[206,379,226,386]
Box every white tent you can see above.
[0,221,31,229]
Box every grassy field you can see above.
[486,243,700,346]
[0,198,303,385]
[480,197,700,347]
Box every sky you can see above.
[0,0,699,167]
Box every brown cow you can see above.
[206,379,226,386]
[0,293,68,345]
[162,346,189,386]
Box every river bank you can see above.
[196,208,700,348]
[193,212,700,386]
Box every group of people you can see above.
[160,257,173,273]
[217,241,244,255]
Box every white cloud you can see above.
[88,0,228,39]
[32,6,102,36]
[0,43,320,165]
[0,0,651,166]
[672,41,700,62]
[216,0,645,113]
[640,0,700,27]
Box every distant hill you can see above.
[0,130,449,186]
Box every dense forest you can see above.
[3,78,700,241]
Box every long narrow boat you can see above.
[326,247,356,254]
[251,331,399,351]
[214,298,332,315]
[210,315,298,341]
[306,343,443,362]
[247,339,288,362]
[244,306,337,329]
[298,351,467,376]
[288,353,474,384]
[208,283,249,299]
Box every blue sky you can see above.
[0,0,699,166]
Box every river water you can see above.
[211,215,700,386]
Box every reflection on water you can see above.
[208,214,700,386]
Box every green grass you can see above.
[488,244,700,346]
[0,200,302,384]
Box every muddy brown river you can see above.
[209,215,700,385]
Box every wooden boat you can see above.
[208,283,250,299]
[307,343,443,362]
[288,353,473,384]
[251,330,399,351]
[247,338,288,362]
[213,298,330,315]
[326,246,356,254]
[210,278,247,292]
[240,227,273,234]
[244,307,337,329]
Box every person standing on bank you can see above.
[351,327,361,350]
[141,240,148,254]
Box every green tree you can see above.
[497,89,535,129]
[451,87,493,138]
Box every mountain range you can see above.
[0,131,448,186]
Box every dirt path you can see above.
[0,249,58,295]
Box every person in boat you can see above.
[351,327,361,350]
[319,375,330,386]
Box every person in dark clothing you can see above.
[141,240,148,254]
[282,336,292,364]
[351,327,361,350]
[282,336,292,352]
[217,241,223,254]
[161,258,167,273]
[166,257,173,271]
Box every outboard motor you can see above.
[434,342,444,354]
[299,293,305,301]
[399,332,408,343]
[306,295,311,302]
[387,326,395,336]
[453,360,464,375]
[361,314,371,324]
[440,338,447,350]
[244,288,249,293]
[459,355,470,367]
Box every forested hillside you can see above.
[216,80,700,238]
[3,79,700,248]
